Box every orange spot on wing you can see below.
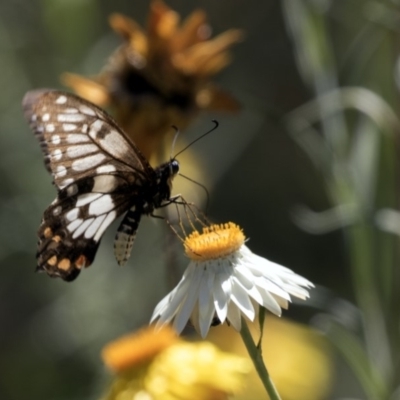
[75,255,88,269]
[47,255,57,266]
[44,227,53,238]
[58,258,71,271]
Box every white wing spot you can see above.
[88,194,115,216]
[52,149,62,161]
[65,208,80,222]
[67,218,82,233]
[76,193,102,207]
[81,124,88,133]
[73,218,95,239]
[51,135,60,144]
[60,178,74,189]
[96,165,116,173]
[46,124,55,133]
[56,95,67,104]
[56,165,67,177]
[63,123,77,131]
[98,130,131,159]
[42,113,50,121]
[94,211,117,241]
[71,153,106,171]
[67,144,98,159]
[53,206,62,216]
[66,184,78,196]
[67,133,89,144]
[31,114,37,122]
[88,120,103,138]
[57,113,87,122]
[63,108,78,113]
[79,105,96,116]
[92,175,117,193]
[84,215,107,239]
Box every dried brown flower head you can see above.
[62,0,243,160]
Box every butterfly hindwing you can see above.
[37,176,132,280]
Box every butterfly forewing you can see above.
[23,90,156,190]
[23,90,179,281]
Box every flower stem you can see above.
[240,318,282,400]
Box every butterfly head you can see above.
[169,159,180,176]
[165,158,180,187]
[154,158,179,200]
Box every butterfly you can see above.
[23,90,180,281]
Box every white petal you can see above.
[255,277,291,301]
[151,286,179,321]
[198,271,217,338]
[213,266,232,323]
[227,301,242,331]
[257,286,282,316]
[199,297,216,338]
[273,295,289,309]
[232,263,255,289]
[230,278,255,321]
[190,302,201,333]
[152,266,197,324]
[282,283,311,300]
[220,268,233,297]
[234,266,264,304]
[238,281,264,305]
[173,266,204,333]
[156,290,186,325]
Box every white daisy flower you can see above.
[151,222,314,338]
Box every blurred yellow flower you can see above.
[101,326,250,400]
[146,342,250,400]
[208,318,333,400]
[102,326,179,373]
[62,0,243,161]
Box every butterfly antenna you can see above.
[170,125,180,160]
[174,120,219,158]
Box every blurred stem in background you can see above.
[282,0,400,398]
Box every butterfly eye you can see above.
[170,159,179,175]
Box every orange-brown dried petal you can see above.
[61,73,110,106]
[102,326,179,373]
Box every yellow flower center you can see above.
[184,222,245,261]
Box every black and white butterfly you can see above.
[23,90,180,281]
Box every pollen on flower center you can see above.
[184,222,245,261]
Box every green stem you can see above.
[240,318,282,400]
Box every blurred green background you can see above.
[2,0,399,399]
